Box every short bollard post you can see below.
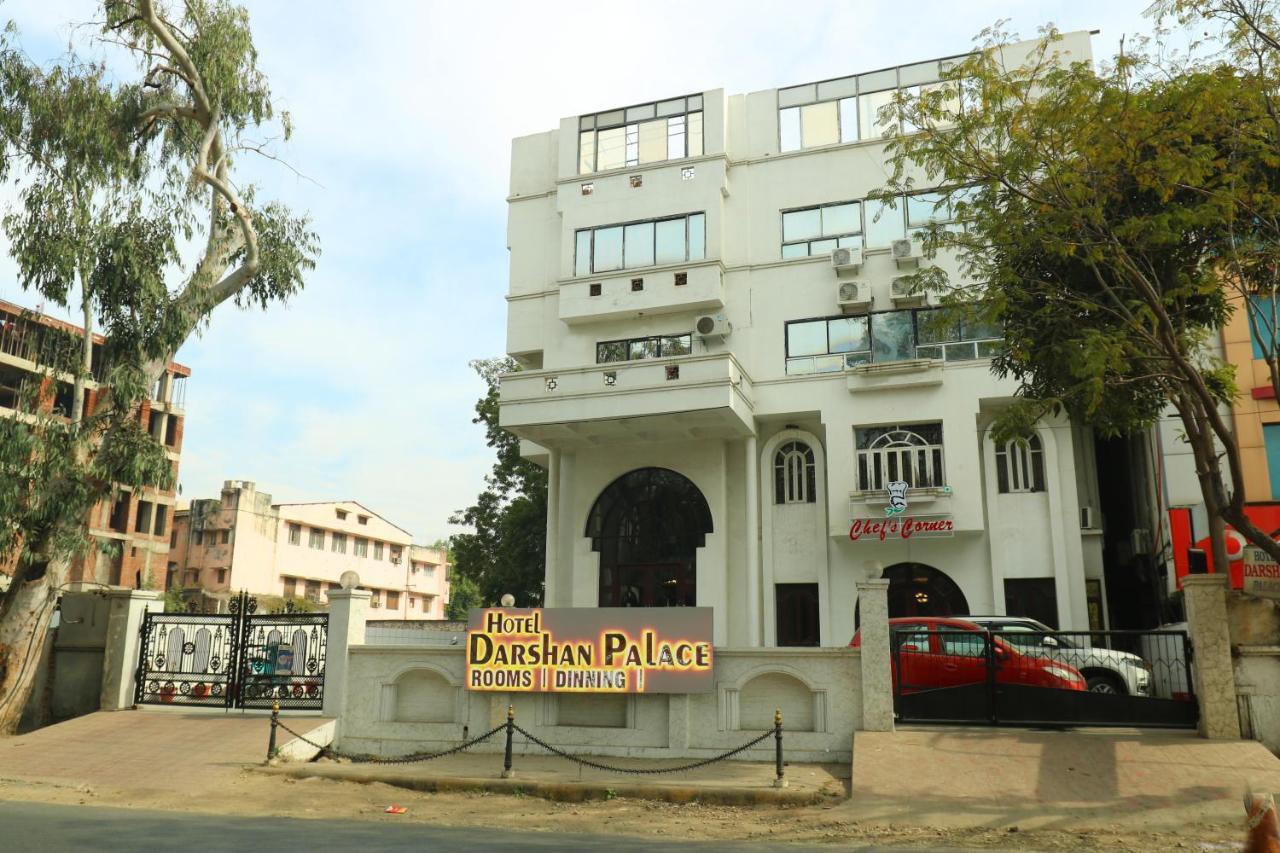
[773,708,787,789]
[267,700,280,764]
[502,704,515,779]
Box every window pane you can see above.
[800,101,839,148]
[839,97,858,143]
[594,226,623,271]
[575,230,592,276]
[638,118,666,164]
[786,357,814,375]
[598,109,625,127]
[916,308,961,344]
[667,115,686,160]
[579,131,595,174]
[596,126,626,171]
[864,198,905,247]
[779,107,801,152]
[629,338,658,360]
[656,97,684,117]
[810,238,837,254]
[624,222,655,268]
[814,355,844,373]
[783,208,821,242]
[781,242,809,259]
[858,89,896,139]
[871,311,916,362]
[625,124,638,165]
[660,334,691,356]
[688,111,703,157]
[907,192,949,227]
[597,341,627,363]
[688,94,703,110]
[787,320,828,357]
[828,316,870,353]
[655,218,686,265]
[837,234,865,249]
[822,202,861,236]
[687,214,705,260]
[627,103,656,122]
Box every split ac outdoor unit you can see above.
[890,276,927,306]
[837,281,872,314]
[891,238,922,269]
[831,246,863,273]
[695,313,732,340]
[1080,506,1095,530]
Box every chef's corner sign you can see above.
[465,607,714,693]
[849,479,955,541]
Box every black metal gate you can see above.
[892,627,1199,729]
[134,593,328,710]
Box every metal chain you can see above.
[512,723,776,775]
[275,719,507,764]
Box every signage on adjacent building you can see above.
[465,607,714,693]
[849,514,955,542]
[1243,546,1280,599]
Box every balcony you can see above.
[559,260,723,325]
[499,352,754,448]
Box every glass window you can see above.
[624,222,655,268]
[580,96,704,173]
[597,340,628,363]
[332,533,347,554]
[374,541,384,560]
[575,230,591,276]
[941,633,987,658]
[783,208,821,242]
[828,317,870,353]
[779,107,801,152]
[593,226,623,272]
[781,242,808,259]
[578,131,595,174]
[288,523,301,546]
[688,112,703,157]
[660,334,692,357]
[839,98,858,143]
[822,202,861,237]
[309,528,324,549]
[774,441,817,504]
[810,238,837,254]
[864,198,905,248]
[787,321,828,357]
[629,338,658,360]
[907,192,949,227]
[666,115,686,160]
[638,118,666,164]
[859,88,897,139]
[800,101,839,148]
[655,218,686,265]
[688,213,705,260]
[871,311,916,362]
[596,126,625,171]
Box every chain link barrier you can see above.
[511,723,775,775]
[274,719,507,764]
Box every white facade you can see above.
[499,33,1106,647]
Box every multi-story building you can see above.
[0,298,190,589]
[169,480,449,617]
[497,33,1142,647]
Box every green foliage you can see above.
[449,359,547,609]
[444,574,481,621]
[162,585,185,613]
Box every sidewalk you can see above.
[262,751,849,806]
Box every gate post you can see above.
[101,588,164,711]
[856,578,894,732]
[1183,574,1241,740]
[321,587,371,719]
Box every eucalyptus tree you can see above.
[0,0,318,732]
[875,23,1280,578]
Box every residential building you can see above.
[0,298,190,589]
[495,32,1157,646]
[169,480,449,616]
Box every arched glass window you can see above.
[995,434,1045,493]
[774,441,817,504]
[855,423,945,491]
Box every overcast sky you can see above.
[0,1,1159,543]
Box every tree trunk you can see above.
[0,561,65,735]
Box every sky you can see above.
[0,0,1160,544]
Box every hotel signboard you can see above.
[465,607,714,693]
[1243,546,1280,599]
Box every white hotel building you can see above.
[498,32,1122,647]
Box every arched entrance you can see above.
[586,468,713,607]
[883,562,969,618]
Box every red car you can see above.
[851,617,1087,693]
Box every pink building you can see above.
[169,480,449,617]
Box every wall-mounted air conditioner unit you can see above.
[1080,506,1095,530]
[390,556,402,565]
[370,600,382,609]
[831,246,863,273]
[891,238,922,269]
[837,281,871,314]
[695,313,732,341]
[890,276,927,306]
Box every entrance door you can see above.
[776,583,820,646]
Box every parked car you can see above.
[964,616,1152,696]
[851,617,1087,693]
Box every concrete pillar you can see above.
[856,578,894,732]
[99,588,164,711]
[744,436,760,647]
[544,449,560,605]
[1183,574,1241,739]
[322,588,370,719]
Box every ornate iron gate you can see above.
[134,593,329,710]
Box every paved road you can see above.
[0,801,978,852]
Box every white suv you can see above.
[966,616,1152,696]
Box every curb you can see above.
[256,764,826,807]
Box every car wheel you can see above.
[1087,674,1125,694]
